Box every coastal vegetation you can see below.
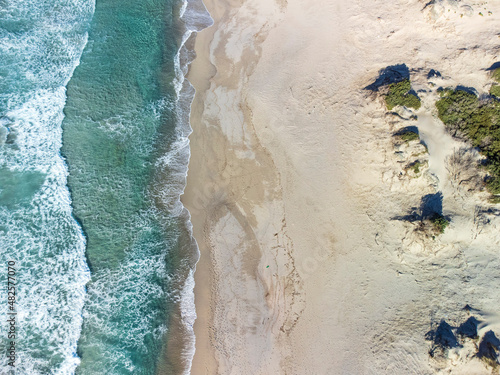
[398,129,420,142]
[436,88,500,197]
[385,79,421,110]
[410,160,423,174]
[490,68,500,98]
[492,67,500,83]
[403,159,427,177]
[490,84,500,98]
[430,213,449,234]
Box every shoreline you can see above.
[158,0,213,373]
[184,0,304,372]
[182,0,218,371]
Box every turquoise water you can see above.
[0,0,211,373]
[62,0,208,373]
[0,0,94,372]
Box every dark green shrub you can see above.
[490,84,500,98]
[399,130,420,142]
[492,68,500,83]
[385,79,421,110]
[411,161,422,174]
[436,89,500,196]
[431,214,449,234]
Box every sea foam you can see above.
[0,0,94,373]
[167,0,213,372]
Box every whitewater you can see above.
[0,0,212,373]
[0,0,94,373]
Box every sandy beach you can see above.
[183,0,500,373]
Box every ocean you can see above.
[0,0,211,373]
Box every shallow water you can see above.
[61,0,198,373]
[0,0,211,373]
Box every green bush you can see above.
[436,89,500,196]
[399,130,420,142]
[490,84,500,98]
[411,161,422,174]
[431,214,449,234]
[492,68,500,83]
[385,79,421,110]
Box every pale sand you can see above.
[183,0,500,373]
